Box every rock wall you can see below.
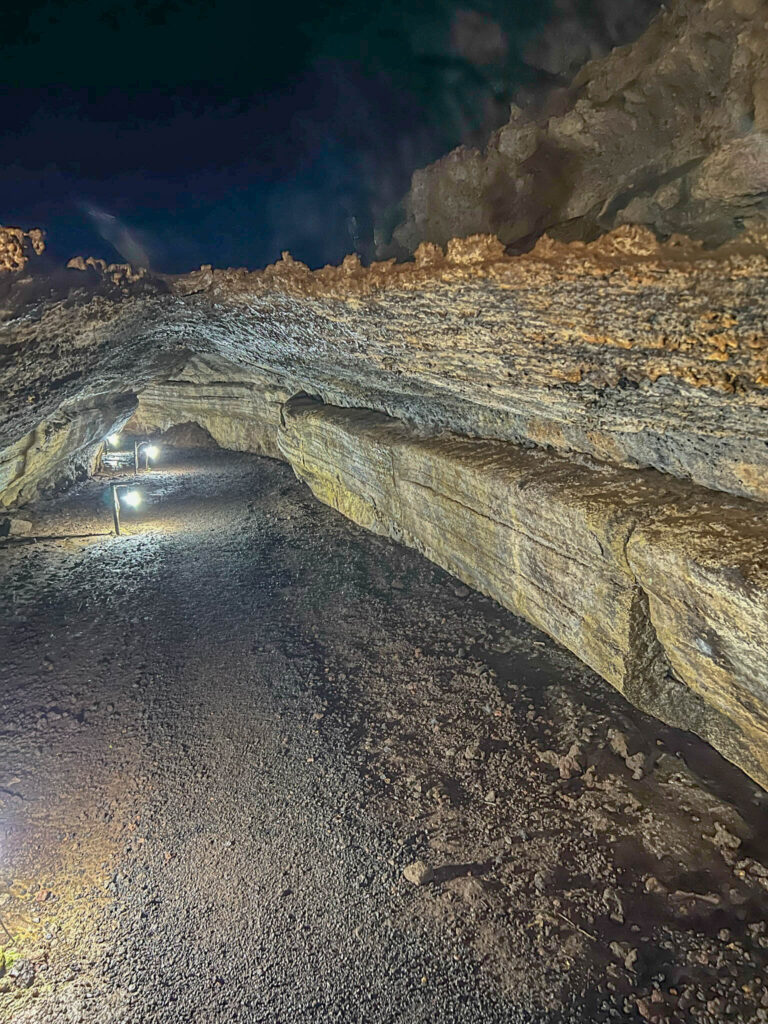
[126,354,288,459]
[3,228,766,507]
[1,219,766,787]
[0,392,137,508]
[278,397,768,790]
[386,0,768,255]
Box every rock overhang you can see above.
[3,225,768,504]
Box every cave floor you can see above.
[1,450,767,1024]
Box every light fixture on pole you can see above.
[134,441,160,472]
[109,483,142,536]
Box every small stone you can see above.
[9,959,35,989]
[609,941,638,971]
[452,584,470,598]
[708,822,741,851]
[403,860,434,886]
[645,875,668,895]
[607,729,629,759]
[625,752,645,779]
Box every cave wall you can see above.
[1,0,767,787]
[0,392,137,509]
[0,228,766,787]
[3,228,766,509]
[385,0,768,256]
[278,397,768,791]
[125,354,288,459]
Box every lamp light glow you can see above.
[107,434,120,445]
[122,490,142,508]
[146,445,159,460]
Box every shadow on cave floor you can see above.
[1,449,767,1024]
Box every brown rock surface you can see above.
[0,221,766,786]
[386,0,768,255]
[2,227,767,505]
[0,227,45,273]
[126,354,288,459]
[278,397,768,790]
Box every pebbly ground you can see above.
[1,450,767,1024]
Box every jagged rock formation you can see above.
[0,226,45,272]
[4,228,767,504]
[1,224,765,791]
[386,0,768,255]
[521,0,661,84]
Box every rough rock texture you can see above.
[278,397,768,790]
[1,226,766,786]
[521,0,661,84]
[126,354,287,459]
[0,226,45,273]
[0,392,137,508]
[387,0,768,255]
[2,228,767,506]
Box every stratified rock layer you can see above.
[126,355,288,459]
[1,226,766,788]
[278,397,768,790]
[0,392,137,507]
[3,228,766,505]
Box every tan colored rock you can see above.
[0,227,44,273]
[386,0,768,254]
[3,226,767,508]
[278,397,768,790]
[627,504,768,788]
[126,355,287,459]
[402,860,434,886]
[0,393,137,508]
[0,518,34,537]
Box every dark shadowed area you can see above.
[1,0,659,270]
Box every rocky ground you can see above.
[1,449,767,1024]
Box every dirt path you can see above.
[1,451,767,1023]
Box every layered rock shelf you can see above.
[3,227,768,506]
[278,397,768,791]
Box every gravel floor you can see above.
[1,450,767,1024]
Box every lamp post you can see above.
[109,483,142,536]
[134,441,160,472]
